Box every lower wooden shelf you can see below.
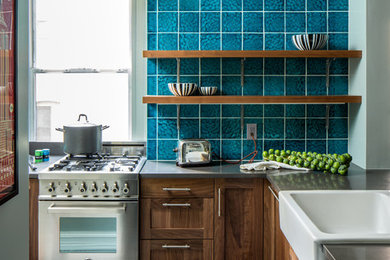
[142,95,362,104]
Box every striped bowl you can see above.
[168,83,198,96]
[292,34,328,50]
[200,87,218,96]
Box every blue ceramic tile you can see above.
[158,104,177,117]
[222,105,241,117]
[158,59,177,74]
[222,12,241,32]
[329,0,348,11]
[222,140,242,160]
[243,76,263,95]
[307,140,326,154]
[180,0,199,11]
[307,76,326,96]
[307,105,326,117]
[264,76,284,96]
[265,34,284,50]
[286,119,305,139]
[265,13,284,32]
[264,105,284,117]
[307,0,326,11]
[158,140,177,160]
[244,140,262,160]
[148,104,157,118]
[286,0,305,11]
[265,58,284,75]
[147,140,157,160]
[181,59,199,75]
[307,59,326,75]
[158,0,177,11]
[264,118,284,138]
[147,76,157,95]
[329,104,348,118]
[201,12,220,32]
[222,34,242,50]
[201,119,220,138]
[286,13,305,33]
[286,58,305,75]
[147,119,157,138]
[244,58,263,75]
[148,12,157,32]
[201,33,221,50]
[285,140,305,151]
[180,33,198,50]
[201,76,221,91]
[286,104,305,117]
[329,76,348,95]
[201,58,221,74]
[148,59,157,75]
[222,76,241,95]
[328,12,348,32]
[329,119,348,138]
[330,59,348,75]
[180,105,199,117]
[180,13,199,32]
[244,12,263,32]
[243,0,262,11]
[158,119,178,138]
[307,12,327,33]
[201,105,220,117]
[264,140,284,152]
[148,33,157,50]
[244,118,263,138]
[286,76,305,96]
[222,58,241,74]
[180,76,199,85]
[158,34,178,50]
[264,0,284,11]
[158,76,177,95]
[180,119,200,138]
[209,140,221,160]
[158,12,178,32]
[222,119,241,138]
[286,33,299,50]
[148,0,157,11]
[244,34,263,50]
[222,0,241,11]
[244,104,263,117]
[328,33,348,50]
[307,119,326,138]
[201,0,220,11]
[328,140,348,154]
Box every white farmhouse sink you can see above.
[279,191,390,260]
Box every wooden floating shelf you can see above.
[143,95,362,104]
[143,50,362,59]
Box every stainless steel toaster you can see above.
[173,139,211,166]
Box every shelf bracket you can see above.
[325,105,330,130]
[241,104,244,133]
[176,58,181,83]
[241,58,246,87]
[326,58,336,92]
[177,105,181,131]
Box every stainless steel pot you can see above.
[56,114,109,155]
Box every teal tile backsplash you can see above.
[147,0,349,161]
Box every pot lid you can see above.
[65,114,101,128]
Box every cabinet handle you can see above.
[162,203,191,207]
[268,186,279,202]
[162,244,190,249]
[218,188,221,217]
[162,187,191,191]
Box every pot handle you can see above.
[78,114,89,122]
[55,128,64,132]
[102,125,110,130]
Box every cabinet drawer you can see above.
[141,179,214,198]
[140,240,213,260]
[141,198,213,239]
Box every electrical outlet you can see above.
[246,124,257,140]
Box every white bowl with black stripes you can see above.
[292,34,328,50]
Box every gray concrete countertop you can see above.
[323,244,390,260]
[28,155,64,179]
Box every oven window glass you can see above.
[59,217,117,253]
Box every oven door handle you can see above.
[47,203,127,214]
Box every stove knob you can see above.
[101,182,108,193]
[80,182,87,193]
[112,182,119,193]
[123,183,130,194]
[91,182,97,192]
[64,182,71,193]
[48,182,55,193]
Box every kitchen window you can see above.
[31,0,133,141]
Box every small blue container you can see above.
[42,149,50,162]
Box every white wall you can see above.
[0,0,29,258]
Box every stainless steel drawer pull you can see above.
[162,187,191,191]
[162,244,191,249]
[218,188,221,217]
[162,203,191,207]
[268,186,279,202]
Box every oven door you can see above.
[38,200,138,260]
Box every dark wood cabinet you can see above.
[214,178,263,260]
[29,178,39,260]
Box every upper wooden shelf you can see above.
[143,50,362,59]
[143,95,362,104]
